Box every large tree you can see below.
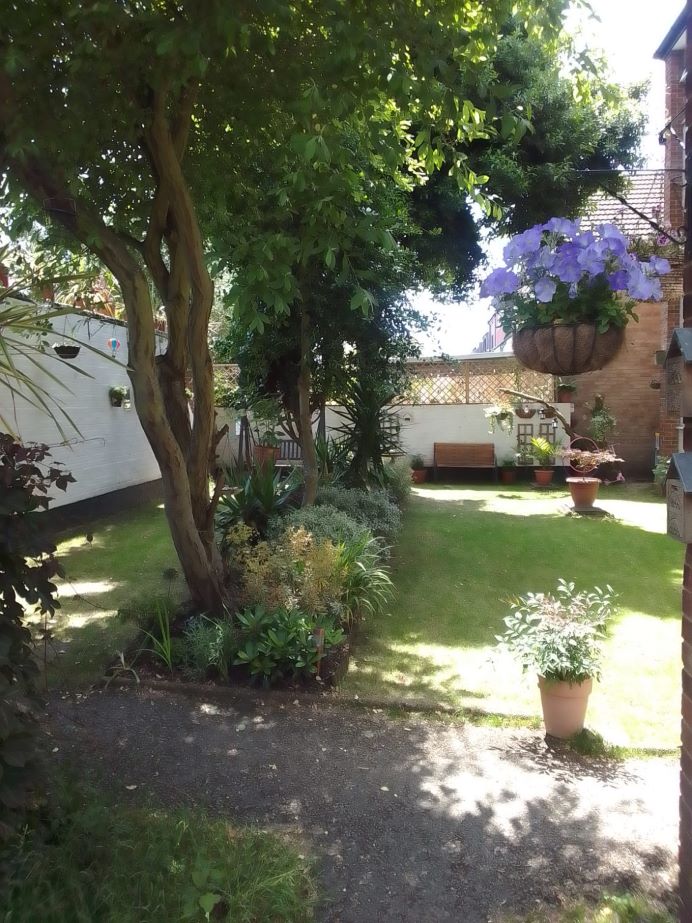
[0,0,570,606]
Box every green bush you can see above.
[3,780,314,922]
[315,486,401,541]
[232,607,345,685]
[216,462,301,541]
[268,504,369,546]
[178,615,236,681]
[0,435,73,841]
[337,534,394,627]
[373,460,412,506]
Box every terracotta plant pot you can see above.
[513,323,625,375]
[533,468,554,487]
[411,468,427,484]
[500,468,517,484]
[566,476,600,510]
[557,387,576,403]
[538,676,592,738]
[253,444,280,467]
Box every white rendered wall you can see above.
[0,302,166,507]
[324,403,572,466]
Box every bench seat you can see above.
[433,442,497,480]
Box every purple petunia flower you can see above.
[534,277,557,303]
[479,267,520,298]
[542,217,580,237]
[649,256,671,275]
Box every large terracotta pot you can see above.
[567,476,600,510]
[534,468,554,487]
[411,468,427,484]
[253,444,280,467]
[513,323,625,375]
[538,676,592,738]
[500,468,517,484]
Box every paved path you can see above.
[48,687,678,922]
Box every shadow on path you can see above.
[48,688,678,923]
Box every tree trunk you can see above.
[298,307,318,506]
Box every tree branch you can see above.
[500,388,577,438]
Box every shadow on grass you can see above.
[51,690,678,921]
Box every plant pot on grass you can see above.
[499,454,518,484]
[410,454,427,484]
[479,219,670,376]
[497,579,616,739]
[529,436,556,487]
[561,445,624,510]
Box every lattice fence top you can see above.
[402,357,554,405]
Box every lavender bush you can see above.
[481,219,670,334]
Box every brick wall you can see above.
[571,301,665,476]
[661,260,684,456]
[665,48,685,236]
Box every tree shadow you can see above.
[49,689,678,923]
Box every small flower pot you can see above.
[514,406,535,419]
[53,344,81,359]
[253,444,280,467]
[538,676,592,739]
[533,468,554,487]
[557,387,576,403]
[411,468,427,484]
[513,323,625,375]
[500,468,517,484]
[566,476,601,510]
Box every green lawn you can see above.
[342,484,683,750]
[41,501,178,686]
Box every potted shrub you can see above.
[497,580,616,738]
[108,385,130,408]
[484,404,514,434]
[529,436,556,486]
[480,219,671,375]
[561,446,624,510]
[499,454,517,484]
[250,396,282,466]
[410,454,427,484]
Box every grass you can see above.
[508,893,675,922]
[3,780,314,923]
[342,483,683,750]
[37,501,178,686]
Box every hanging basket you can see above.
[513,323,625,375]
[52,344,81,359]
[515,406,535,419]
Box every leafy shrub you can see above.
[337,534,393,627]
[652,455,669,495]
[315,486,401,541]
[235,528,344,616]
[371,460,412,506]
[232,606,345,685]
[117,593,177,628]
[0,435,73,840]
[216,462,301,540]
[269,504,368,546]
[178,615,236,680]
[314,434,349,485]
[497,580,616,683]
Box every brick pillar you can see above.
[682,7,692,920]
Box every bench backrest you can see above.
[434,442,495,467]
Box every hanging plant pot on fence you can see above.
[515,406,535,419]
[513,323,625,375]
[52,344,81,359]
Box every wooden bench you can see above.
[433,442,497,481]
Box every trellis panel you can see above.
[403,358,554,405]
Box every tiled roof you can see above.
[581,170,666,240]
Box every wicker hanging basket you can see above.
[513,323,625,375]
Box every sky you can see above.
[413,0,684,357]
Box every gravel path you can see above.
[48,686,678,922]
